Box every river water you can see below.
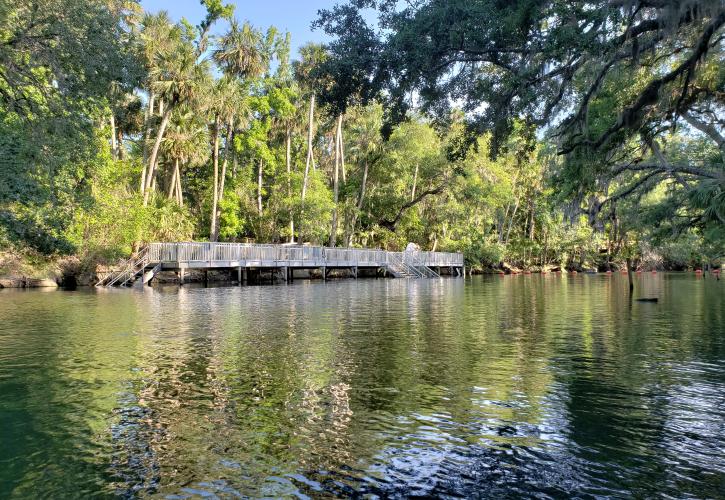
[0,274,723,498]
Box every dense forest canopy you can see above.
[0,0,722,274]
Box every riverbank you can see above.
[0,248,127,288]
[1,247,720,288]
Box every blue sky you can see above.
[139,0,340,57]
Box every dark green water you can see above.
[0,274,723,498]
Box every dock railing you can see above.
[146,242,463,267]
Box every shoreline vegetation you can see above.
[1,1,723,288]
[0,246,718,289]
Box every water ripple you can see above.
[0,274,723,498]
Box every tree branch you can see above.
[682,111,725,154]
[610,162,723,179]
[603,169,665,206]
[560,10,725,155]
[378,182,448,231]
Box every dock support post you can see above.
[282,266,288,282]
[179,268,185,285]
[353,266,358,279]
[462,266,466,277]
[242,268,248,284]
[321,266,327,281]
[204,269,209,284]
[237,266,242,285]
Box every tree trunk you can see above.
[109,114,117,159]
[329,114,342,247]
[497,210,506,243]
[528,197,536,240]
[215,118,233,231]
[168,159,178,199]
[302,95,315,198]
[286,126,294,242]
[257,159,263,216]
[411,162,419,201]
[300,95,316,238]
[219,119,233,200]
[141,91,155,195]
[505,199,520,245]
[117,129,125,160]
[143,104,173,206]
[338,115,346,183]
[175,161,183,206]
[345,160,369,247]
[210,114,220,241]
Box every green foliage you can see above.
[1,0,721,276]
[0,0,139,117]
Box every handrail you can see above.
[405,251,441,278]
[98,247,149,287]
[388,252,424,278]
[145,242,463,268]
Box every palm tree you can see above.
[141,16,211,206]
[208,20,266,241]
[205,76,246,240]
[276,89,303,242]
[294,43,328,240]
[344,106,384,246]
[160,109,210,206]
[329,114,344,247]
[214,21,266,79]
[138,12,177,193]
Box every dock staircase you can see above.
[408,253,441,278]
[386,253,439,279]
[96,247,161,287]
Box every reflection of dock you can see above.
[97,242,465,287]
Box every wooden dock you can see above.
[97,242,465,286]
